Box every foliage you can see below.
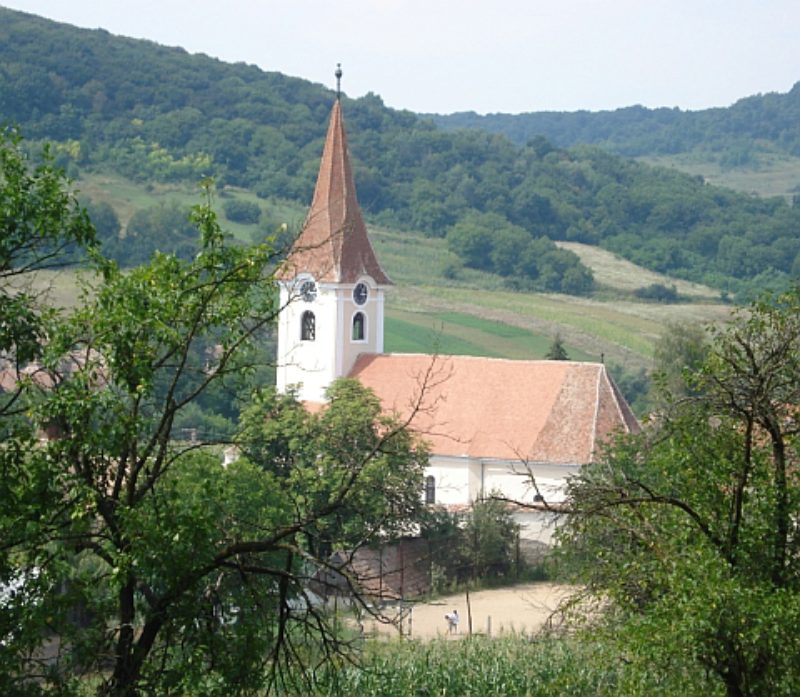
[432,83,800,161]
[461,497,520,581]
[83,199,120,246]
[651,320,709,402]
[418,498,521,586]
[223,198,261,224]
[607,362,651,416]
[2,7,800,295]
[446,212,594,295]
[544,333,569,360]
[0,127,95,418]
[312,635,717,696]
[0,191,427,696]
[558,285,800,697]
[633,282,679,302]
[237,380,429,558]
[102,201,200,267]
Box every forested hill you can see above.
[2,6,799,298]
[430,84,800,160]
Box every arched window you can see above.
[352,312,365,341]
[301,311,315,341]
[424,475,436,504]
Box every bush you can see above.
[223,198,261,224]
[633,282,679,302]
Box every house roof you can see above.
[347,354,640,463]
[277,100,391,285]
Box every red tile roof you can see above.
[348,354,640,463]
[278,100,391,285]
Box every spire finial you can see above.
[335,63,342,100]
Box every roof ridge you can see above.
[376,352,605,368]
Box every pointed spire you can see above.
[279,93,391,285]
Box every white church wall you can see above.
[425,455,475,506]
[513,509,563,545]
[481,460,579,506]
[276,283,338,403]
[425,455,580,508]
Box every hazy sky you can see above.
[3,0,799,114]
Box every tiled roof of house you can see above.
[347,353,640,463]
[278,100,391,285]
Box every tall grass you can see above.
[310,634,719,697]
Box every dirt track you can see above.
[368,582,572,640]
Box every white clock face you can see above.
[300,280,317,302]
[353,282,369,305]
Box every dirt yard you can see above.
[368,582,573,640]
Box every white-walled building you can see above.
[276,94,640,542]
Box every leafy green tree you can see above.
[461,497,520,581]
[445,211,498,271]
[651,320,709,402]
[83,199,121,246]
[558,286,800,697]
[0,193,428,696]
[223,198,261,224]
[544,333,569,361]
[238,380,429,558]
[0,127,95,415]
[111,201,199,266]
[633,282,679,302]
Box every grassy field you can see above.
[637,151,800,200]
[555,241,721,300]
[385,309,596,362]
[62,172,734,371]
[78,171,305,243]
[371,227,730,369]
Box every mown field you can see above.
[63,171,734,372]
[637,151,800,201]
[371,226,730,369]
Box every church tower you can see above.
[276,72,391,403]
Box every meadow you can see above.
[63,171,734,373]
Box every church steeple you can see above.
[275,73,390,403]
[279,95,391,285]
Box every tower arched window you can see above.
[352,312,365,341]
[424,475,436,504]
[301,311,316,341]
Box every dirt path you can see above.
[368,582,573,640]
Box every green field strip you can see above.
[386,309,596,363]
[385,316,497,356]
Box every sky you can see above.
[3,0,799,115]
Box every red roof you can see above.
[348,354,640,463]
[278,100,391,285]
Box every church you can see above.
[276,87,640,540]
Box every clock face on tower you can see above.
[353,282,369,305]
[300,280,317,302]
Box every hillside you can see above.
[431,87,800,203]
[1,7,799,301]
[430,84,800,163]
[58,173,729,370]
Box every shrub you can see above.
[223,198,261,224]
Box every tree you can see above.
[110,201,199,266]
[461,496,520,581]
[0,127,95,418]
[223,198,261,224]
[544,333,569,361]
[83,199,121,246]
[237,380,428,558]
[0,191,428,696]
[558,286,800,696]
[651,320,709,402]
